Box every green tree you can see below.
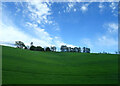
[30,45,36,51]
[36,46,44,51]
[51,46,56,52]
[83,47,86,53]
[15,41,25,48]
[45,47,51,51]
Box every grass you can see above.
[2,46,119,84]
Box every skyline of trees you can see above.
[15,41,120,54]
[61,45,82,52]
[15,41,91,53]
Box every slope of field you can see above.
[2,46,118,84]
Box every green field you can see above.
[2,46,119,84]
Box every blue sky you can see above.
[0,1,119,53]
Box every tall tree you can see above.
[45,47,51,51]
[78,47,81,53]
[85,48,90,53]
[83,47,86,53]
[51,46,56,52]
[15,41,25,48]
[61,45,67,52]
[30,45,36,51]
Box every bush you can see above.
[45,47,51,51]
[36,46,44,51]
[30,46,36,51]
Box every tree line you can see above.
[15,41,91,53]
[60,45,90,53]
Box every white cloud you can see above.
[26,22,38,28]
[65,2,118,15]
[93,22,118,53]
[110,2,117,12]
[66,2,76,12]
[23,1,61,32]
[109,2,118,16]
[98,2,105,12]
[0,15,75,50]
[99,3,104,9]
[26,1,52,25]
[80,3,91,13]
[52,22,60,31]
[104,22,118,33]
[0,23,53,47]
[0,23,29,45]
[68,2,74,8]
[98,2,118,16]
[34,28,53,43]
[97,36,117,47]
[0,9,56,48]
[108,23,118,33]
[80,36,117,53]
[73,8,77,12]
[81,5,87,12]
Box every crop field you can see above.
[2,46,119,84]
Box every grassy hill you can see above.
[2,46,118,84]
